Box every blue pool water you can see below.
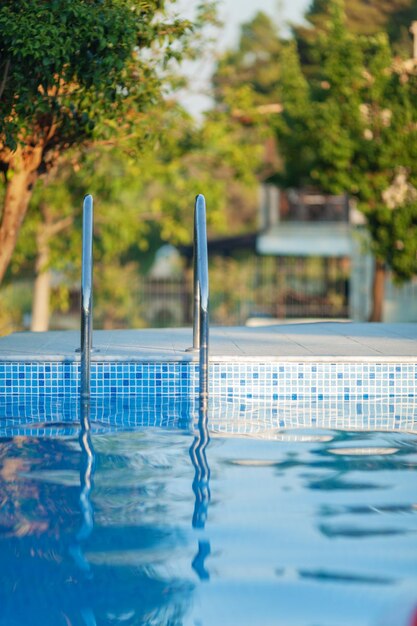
[0,409,416,626]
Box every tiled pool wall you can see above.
[0,360,416,437]
[0,395,195,437]
[0,394,415,438]
[0,360,416,399]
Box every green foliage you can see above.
[278,0,417,281]
[9,97,260,328]
[0,0,217,290]
[0,0,197,155]
[0,282,32,335]
[210,11,283,198]
[273,41,312,187]
[294,0,415,65]
[213,11,282,105]
[0,0,224,326]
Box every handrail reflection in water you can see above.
[189,403,211,580]
[69,400,96,588]
[78,400,95,546]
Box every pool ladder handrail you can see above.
[191,194,209,406]
[80,194,94,400]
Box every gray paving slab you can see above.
[0,322,416,362]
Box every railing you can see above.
[191,194,210,406]
[78,192,207,403]
[80,194,94,400]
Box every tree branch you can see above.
[40,202,73,237]
[48,215,73,237]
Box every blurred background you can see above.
[1,0,417,335]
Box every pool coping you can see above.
[0,323,417,363]
[0,323,416,402]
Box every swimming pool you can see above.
[0,400,416,626]
[1,324,416,625]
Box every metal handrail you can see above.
[192,194,209,405]
[80,194,94,400]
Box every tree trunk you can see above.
[369,258,386,322]
[31,235,51,332]
[0,145,43,284]
[30,206,73,332]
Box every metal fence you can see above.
[136,253,350,328]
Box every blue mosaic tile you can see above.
[0,394,198,437]
[0,360,416,403]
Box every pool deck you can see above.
[0,322,416,362]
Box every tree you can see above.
[5,95,261,331]
[213,11,282,106]
[277,0,417,321]
[0,0,200,285]
[210,10,284,200]
[293,0,415,69]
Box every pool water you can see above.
[0,415,416,626]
